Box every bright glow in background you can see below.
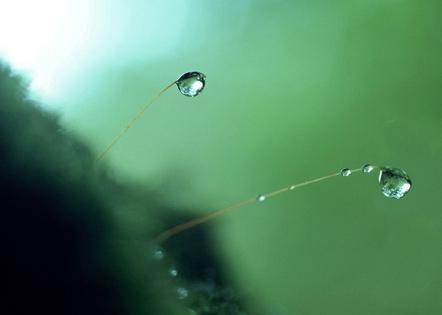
[0,0,189,105]
[1,0,91,100]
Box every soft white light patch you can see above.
[0,0,97,102]
[0,0,192,107]
[0,0,65,68]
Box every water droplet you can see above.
[177,287,189,299]
[152,248,164,260]
[257,194,266,202]
[187,308,198,315]
[362,164,374,173]
[289,185,296,190]
[378,167,412,199]
[176,71,206,97]
[169,265,178,277]
[340,168,351,177]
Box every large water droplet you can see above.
[340,168,351,177]
[362,164,374,173]
[176,71,206,97]
[378,167,412,199]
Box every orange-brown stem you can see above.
[96,81,176,162]
[154,167,374,244]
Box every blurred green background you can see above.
[2,0,441,313]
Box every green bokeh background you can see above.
[16,0,442,313]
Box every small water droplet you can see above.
[177,287,189,299]
[378,167,412,199]
[187,308,198,315]
[362,164,374,173]
[169,265,178,277]
[152,248,164,260]
[257,194,266,202]
[340,168,351,177]
[176,71,206,97]
[289,185,296,190]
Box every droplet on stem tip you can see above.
[378,166,412,199]
[176,71,206,97]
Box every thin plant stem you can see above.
[155,166,379,243]
[96,81,176,162]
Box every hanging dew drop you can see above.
[340,168,351,177]
[362,164,374,173]
[378,167,412,199]
[176,71,206,97]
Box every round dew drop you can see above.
[362,164,374,173]
[378,167,412,199]
[257,194,266,202]
[176,71,206,97]
[340,168,352,177]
